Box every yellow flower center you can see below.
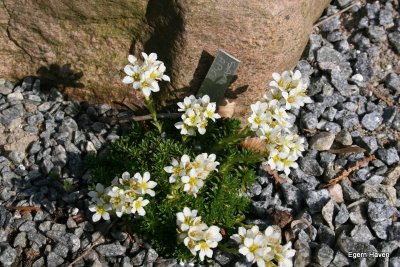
[97,206,105,214]
[249,244,259,253]
[254,117,261,124]
[189,177,197,186]
[173,168,181,176]
[150,72,157,80]
[278,80,285,87]
[135,201,142,209]
[199,241,208,250]
[133,73,140,81]
[287,96,295,103]
[139,182,148,190]
[142,81,150,87]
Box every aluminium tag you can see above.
[196,49,240,104]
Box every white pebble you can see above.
[352,74,364,82]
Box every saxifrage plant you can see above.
[85,52,312,266]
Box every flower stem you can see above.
[144,99,163,133]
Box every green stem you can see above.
[144,99,163,133]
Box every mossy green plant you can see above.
[86,118,263,260]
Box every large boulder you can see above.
[0,0,330,115]
[0,0,148,102]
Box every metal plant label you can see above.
[197,49,240,104]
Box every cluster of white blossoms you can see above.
[177,207,222,261]
[122,53,170,98]
[88,172,157,222]
[264,70,312,110]
[164,153,219,197]
[175,95,221,136]
[248,70,312,175]
[231,226,296,267]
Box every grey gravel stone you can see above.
[368,201,397,222]
[0,245,17,266]
[13,232,27,248]
[131,250,146,266]
[388,223,400,241]
[281,183,302,209]
[0,85,12,95]
[385,73,400,93]
[377,148,400,165]
[95,243,126,257]
[388,32,400,54]
[146,248,158,263]
[299,157,324,176]
[305,189,330,214]
[32,257,45,267]
[379,8,394,27]
[361,111,383,131]
[314,244,334,267]
[368,26,387,42]
[351,224,375,243]
[8,151,25,165]
[371,219,391,240]
[47,252,64,267]
[335,203,349,225]
[53,243,69,258]
[51,145,67,167]
[309,132,335,151]
[7,92,23,102]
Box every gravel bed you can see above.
[0,1,400,266]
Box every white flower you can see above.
[239,235,267,263]
[274,242,296,267]
[176,207,198,231]
[122,64,141,85]
[142,52,160,67]
[248,101,269,132]
[122,52,169,99]
[266,70,312,111]
[204,226,222,245]
[164,155,190,183]
[263,226,281,246]
[175,95,220,136]
[107,186,125,209]
[231,226,247,244]
[88,183,106,202]
[187,224,207,241]
[195,240,215,261]
[140,73,160,98]
[181,169,204,197]
[89,202,112,222]
[131,197,149,216]
[133,172,157,197]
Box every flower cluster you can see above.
[264,70,312,110]
[177,207,222,261]
[175,95,221,136]
[164,153,219,197]
[231,226,296,267]
[247,70,311,175]
[122,53,170,98]
[88,172,157,222]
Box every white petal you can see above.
[92,213,101,222]
[162,75,170,81]
[122,76,134,84]
[124,65,135,76]
[128,55,137,64]
[142,87,151,97]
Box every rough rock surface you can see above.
[0,0,330,116]
[0,0,148,102]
